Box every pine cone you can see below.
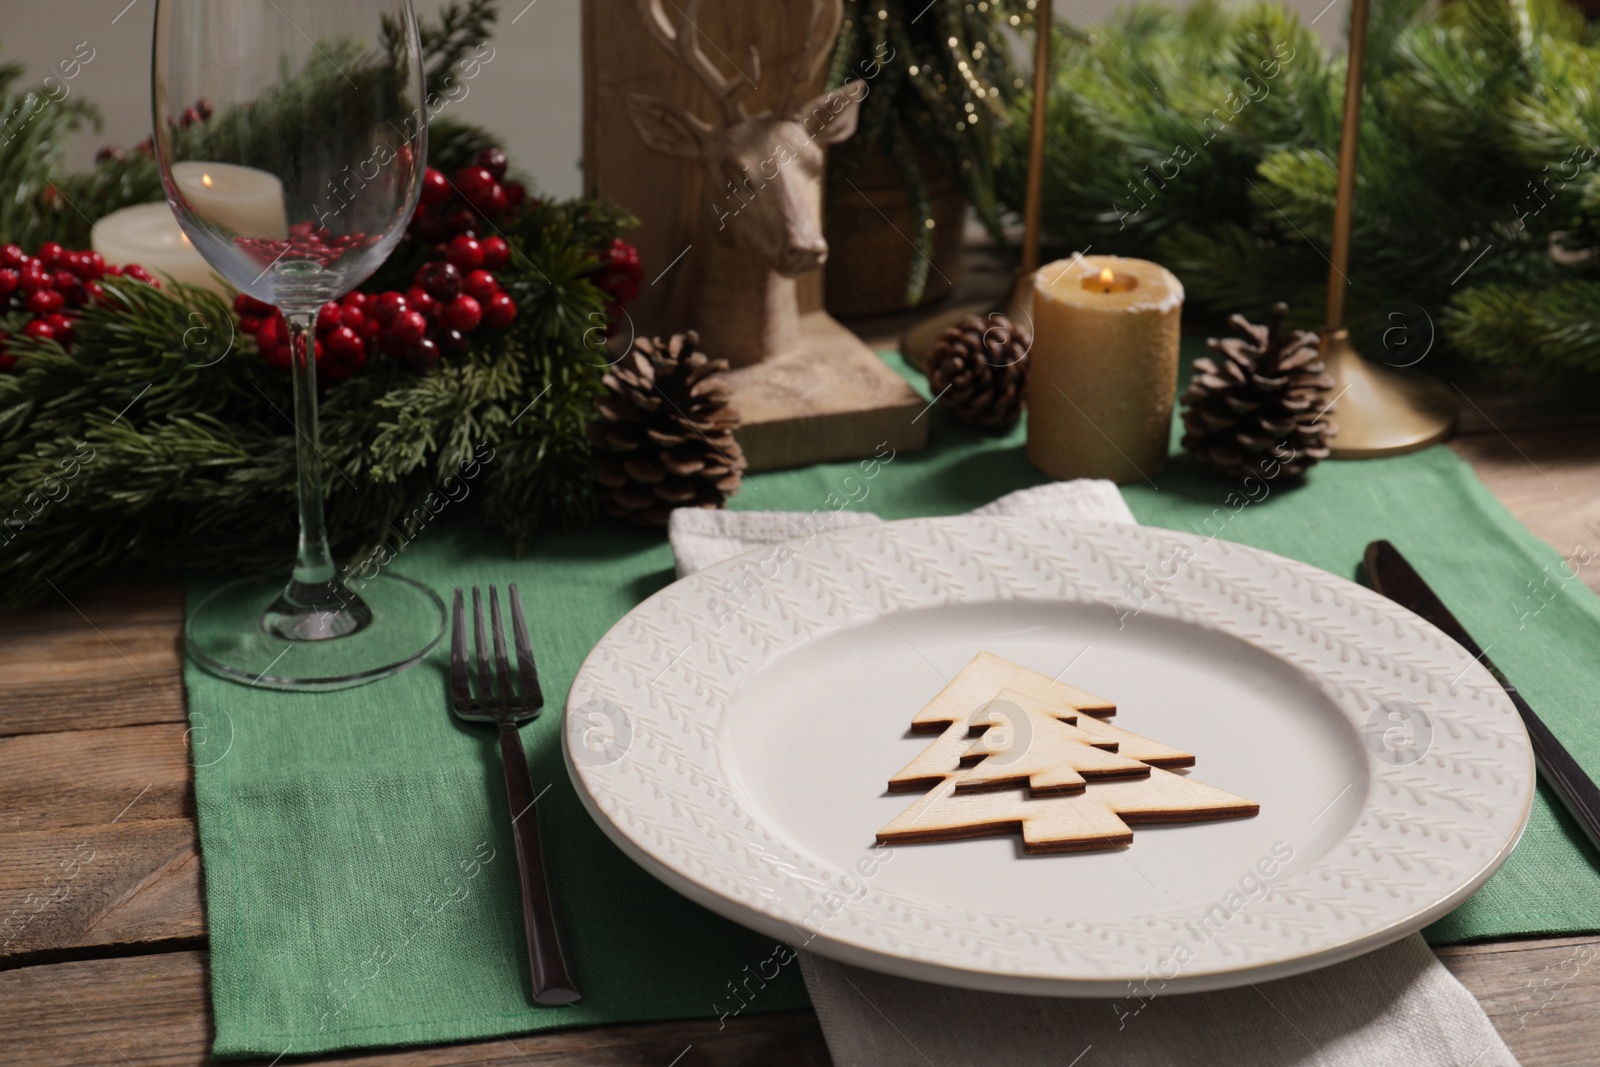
[590,332,746,526]
[926,313,1031,429]
[1180,304,1338,479]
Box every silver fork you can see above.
[450,585,580,1005]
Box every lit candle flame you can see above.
[1098,266,1115,292]
[201,173,214,188]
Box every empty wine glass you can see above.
[155,0,445,689]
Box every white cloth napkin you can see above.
[666,483,1520,1067]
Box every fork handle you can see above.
[498,722,581,1005]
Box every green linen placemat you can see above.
[190,349,1600,1057]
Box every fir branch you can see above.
[1445,278,1600,383]
[1004,0,1600,378]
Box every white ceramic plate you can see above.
[564,517,1534,995]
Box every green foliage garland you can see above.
[999,0,1600,383]
[0,3,633,608]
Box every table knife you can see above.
[1365,539,1600,859]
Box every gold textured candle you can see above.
[1027,255,1183,483]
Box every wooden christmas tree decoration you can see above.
[888,692,1147,794]
[878,652,1256,853]
[911,652,1118,733]
[877,769,1260,854]
[1069,715,1195,769]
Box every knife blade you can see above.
[1365,539,1600,859]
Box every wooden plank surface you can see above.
[0,818,202,966]
[1439,937,1600,1067]
[5,306,1600,1062]
[0,580,185,735]
[1449,429,1600,597]
[0,952,832,1067]
[0,724,193,834]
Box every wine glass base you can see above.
[186,573,446,691]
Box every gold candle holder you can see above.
[1026,256,1183,483]
[1321,0,1456,456]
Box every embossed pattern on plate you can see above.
[564,517,1535,995]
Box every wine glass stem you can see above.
[287,310,336,588]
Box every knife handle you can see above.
[1518,700,1600,860]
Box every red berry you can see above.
[434,327,468,358]
[19,267,53,294]
[503,182,527,209]
[391,310,428,346]
[0,268,18,297]
[482,183,508,216]
[474,147,509,181]
[419,167,452,206]
[480,237,510,270]
[37,242,65,268]
[83,281,105,304]
[0,244,25,268]
[81,251,106,280]
[406,285,439,318]
[123,264,157,285]
[256,315,283,351]
[104,264,123,277]
[445,235,483,271]
[315,301,341,334]
[483,291,516,329]
[339,305,366,334]
[238,313,262,335]
[28,289,65,315]
[454,166,496,204]
[447,209,478,239]
[55,269,78,293]
[45,312,74,342]
[22,319,55,342]
[371,291,408,327]
[443,294,481,332]
[342,290,370,312]
[416,261,461,301]
[462,269,498,302]
[324,325,364,361]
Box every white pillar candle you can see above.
[170,161,288,239]
[1027,255,1184,484]
[91,202,227,294]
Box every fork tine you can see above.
[489,586,514,702]
[471,586,493,698]
[449,588,470,705]
[508,584,544,708]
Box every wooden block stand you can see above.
[725,313,925,471]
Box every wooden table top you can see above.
[4,291,1599,1065]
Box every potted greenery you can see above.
[824,0,1037,316]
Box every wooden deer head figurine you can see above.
[626,0,863,366]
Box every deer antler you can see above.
[779,0,844,113]
[637,0,759,124]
